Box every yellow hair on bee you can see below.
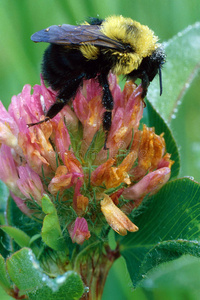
[80,44,99,60]
[101,15,159,74]
[101,15,158,56]
[111,52,142,75]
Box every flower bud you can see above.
[17,165,44,205]
[68,217,91,245]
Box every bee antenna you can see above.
[159,66,163,96]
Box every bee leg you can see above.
[27,96,70,127]
[27,117,51,127]
[98,74,114,150]
[44,98,67,119]
[28,75,84,127]
[141,71,150,98]
[102,111,112,149]
[46,75,84,119]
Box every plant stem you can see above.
[75,243,120,300]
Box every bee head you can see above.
[143,47,166,95]
[126,46,165,96]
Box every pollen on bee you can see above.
[80,44,99,60]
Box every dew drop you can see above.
[185,83,190,89]
[177,100,182,106]
[171,114,176,119]
[56,276,66,284]
[184,176,194,180]
[173,108,178,113]
[142,278,154,288]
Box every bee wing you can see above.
[31,24,125,50]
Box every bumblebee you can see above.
[30,15,165,148]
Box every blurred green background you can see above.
[0,0,200,299]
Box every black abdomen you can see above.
[42,44,86,91]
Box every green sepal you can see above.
[41,195,67,251]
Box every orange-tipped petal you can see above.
[122,167,171,201]
[91,158,115,186]
[74,195,89,216]
[130,125,168,180]
[63,150,83,175]
[101,194,138,235]
[48,166,73,195]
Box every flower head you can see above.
[0,74,173,243]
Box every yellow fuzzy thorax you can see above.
[80,15,160,75]
[101,15,159,74]
[102,16,158,54]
